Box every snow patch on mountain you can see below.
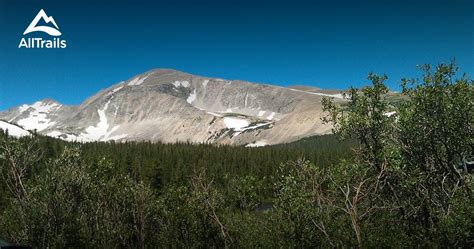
[46,131,87,142]
[223,117,273,137]
[79,100,124,141]
[106,134,128,141]
[234,121,273,136]
[0,121,30,137]
[9,104,30,122]
[223,117,250,130]
[17,101,60,131]
[187,89,197,104]
[110,85,124,94]
[18,104,30,113]
[246,141,267,147]
[202,79,209,87]
[172,80,190,88]
[128,75,149,86]
[288,88,344,99]
[312,93,344,99]
[63,134,84,142]
[258,111,266,117]
[46,131,62,137]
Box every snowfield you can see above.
[78,99,126,142]
[18,104,30,113]
[17,101,61,131]
[223,117,273,136]
[223,117,250,130]
[0,121,30,137]
[46,131,62,137]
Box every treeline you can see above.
[33,133,354,190]
[0,62,473,248]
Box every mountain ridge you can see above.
[0,69,347,146]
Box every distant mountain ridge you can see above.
[0,69,346,146]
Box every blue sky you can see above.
[0,0,472,110]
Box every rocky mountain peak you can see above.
[0,69,347,146]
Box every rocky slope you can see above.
[0,69,347,146]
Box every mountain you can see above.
[0,69,347,146]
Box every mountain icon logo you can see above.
[23,9,61,36]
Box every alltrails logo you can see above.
[18,9,67,49]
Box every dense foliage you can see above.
[0,62,472,248]
[0,132,353,248]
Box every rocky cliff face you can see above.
[0,69,346,146]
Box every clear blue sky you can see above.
[0,0,473,110]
